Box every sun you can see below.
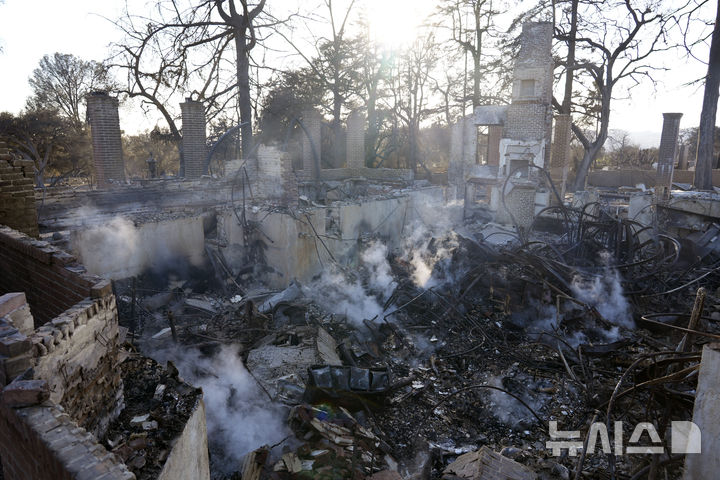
[364,0,429,49]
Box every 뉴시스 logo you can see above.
[546,420,701,456]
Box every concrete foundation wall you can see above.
[220,187,447,289]
[158,399,210,480]
[220,208,329,289]
[72,215,206,280]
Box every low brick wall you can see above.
[0,225,131,478]
[0,225,110,326]
[587,168,720,189]
[0,141,39,238]
[0,402,134,480]
[0,225,209,479]
[32,295,124,437]
[318,167,414,183]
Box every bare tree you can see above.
[436,0,500,109]
[553,0,694,192]
[27,53,114,130]
[694,0,720,189]
[556,0,579,117]
[112,0,281,161]
[388,33,440,173]
[356,19,392,166]
[276,0,362,165]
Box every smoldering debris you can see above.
[111,200,720,480]
[153,345,293,475]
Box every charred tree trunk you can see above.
[561,0,578,114]
[572,82,611,192]
[694,0,720,190]
[235,31,254,157]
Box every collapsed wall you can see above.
[0,225,209,480]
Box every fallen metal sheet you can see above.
[305,365,391,406]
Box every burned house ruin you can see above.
[2,19,720,480]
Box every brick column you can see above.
[180,99,207,180]
[678,143,689,170]
[281,151,298,207]
[86,92,124,187]
[449,121,464,199]
[301,110,322,179]
[487,125,502,166]
[552,114,572,198]
[0,142,39,238]
[656,112,683,201]
[448,119,476,200]
[346,110,365,169]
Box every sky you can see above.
[0,0,715,148]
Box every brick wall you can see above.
[87,92,125,187]
[0,141,39,237]
[319,167,414,183]
[0,402,134,480]
[32,295,124,437]
[551,114,572,169]
[495,182,537,228]
[656,113,683,200]
[503,22,554,169]
[301,110,322,180]
[180,99,207,180]
[504,103,551,144]
[346,111,365,169]
[487,125,502,166]
[0,226,109,326]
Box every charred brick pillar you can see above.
[180,99,207,180]
[678,143,689,170]
[552,114,572,197]
[0,141,39,237]
[487,125,502,166]
[346,110,365,169]
[449,118,477,200]
[656,112,683,201]
[301,110,322,179]
[86,92,124,187]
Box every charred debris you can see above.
[110,199,720,480]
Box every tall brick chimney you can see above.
[86,92,125,187]
[656,112,683,201]
[180,99,207,179]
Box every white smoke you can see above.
[73,213,140,278]
[70,206,205,279]
[571,269,633,329]
[485,374,546,427]
[524,267,633,348]
[403,227,459,289]
[361,240,396,299]
[302,267,385,326]
[154,345,291,474]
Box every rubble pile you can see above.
[112,201,720,479]
[103,355,202,480]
